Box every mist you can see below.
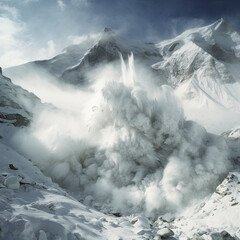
[11,54,233,218]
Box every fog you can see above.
[12,54,233,218]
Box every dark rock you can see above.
[112,212,121,217]
[104,27,113,33]
[0,113,30,127]
[9,164,18,170]
[169,42,179,52]
[210,231,238,240]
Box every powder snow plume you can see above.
[13,53,232,218]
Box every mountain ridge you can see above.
[4,18,240,133]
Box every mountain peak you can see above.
[102,27,115,37]
[99,27,116,43]
[103,27,113,33]
[212,18,234,33]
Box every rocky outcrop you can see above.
[0,70,41,128]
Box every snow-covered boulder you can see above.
[157,227,174,238]
[4,175,19,190]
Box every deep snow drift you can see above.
[12,54,233,218]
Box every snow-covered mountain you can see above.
[153,18,240,133]
[5,27,162,85]
[61,28,162,85]
[5,18,240,95]
[1,19,240,239]
[222,126,240,138]
[4,18,240,133]
[1,141,156,240]
[155,18,240,108]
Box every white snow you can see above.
[171,172,240,239]
[4,175,20,190]
[154,18,240,134]
[157,227,174,238]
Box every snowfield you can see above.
[1,141,240,239]
[0,142,151,240]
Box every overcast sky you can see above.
[1,0,240,68]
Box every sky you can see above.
[1,0,240,68]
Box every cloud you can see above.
[57,0,66,11]
[0,3,60,67]
[1,0,39,4]
[0,17,24,48]
[0,3,31,67]
[0,3,19,20]
[0,15,58,68]
[169,17,206,37]
[0,16,29,67]
[57,0,90,9]
[38,40,57,59]
[23,0,39,3]
[71,0,89,7]
[67,33,100,44]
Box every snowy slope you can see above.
[170,172,240,239]
[222,126,240,138]
[153,18,240,133]
[4,34,99,80]
[160,18,240,107]
[0,69,42,144]
[0,141,163,240]
[1,135,240,240]
[155,18,240,85]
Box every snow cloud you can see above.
[0,3,19,20]
[57,0,66,11]
[71,0,89,7]
[67,33,100,46]
[0,2,60,67]
[0,16,28,68]
[57,0,89,10]
[23,0,40,3]
[38,40,57,60]
[170,18,206,37]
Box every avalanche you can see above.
[13,54,233,218]
[1,19,240,240]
